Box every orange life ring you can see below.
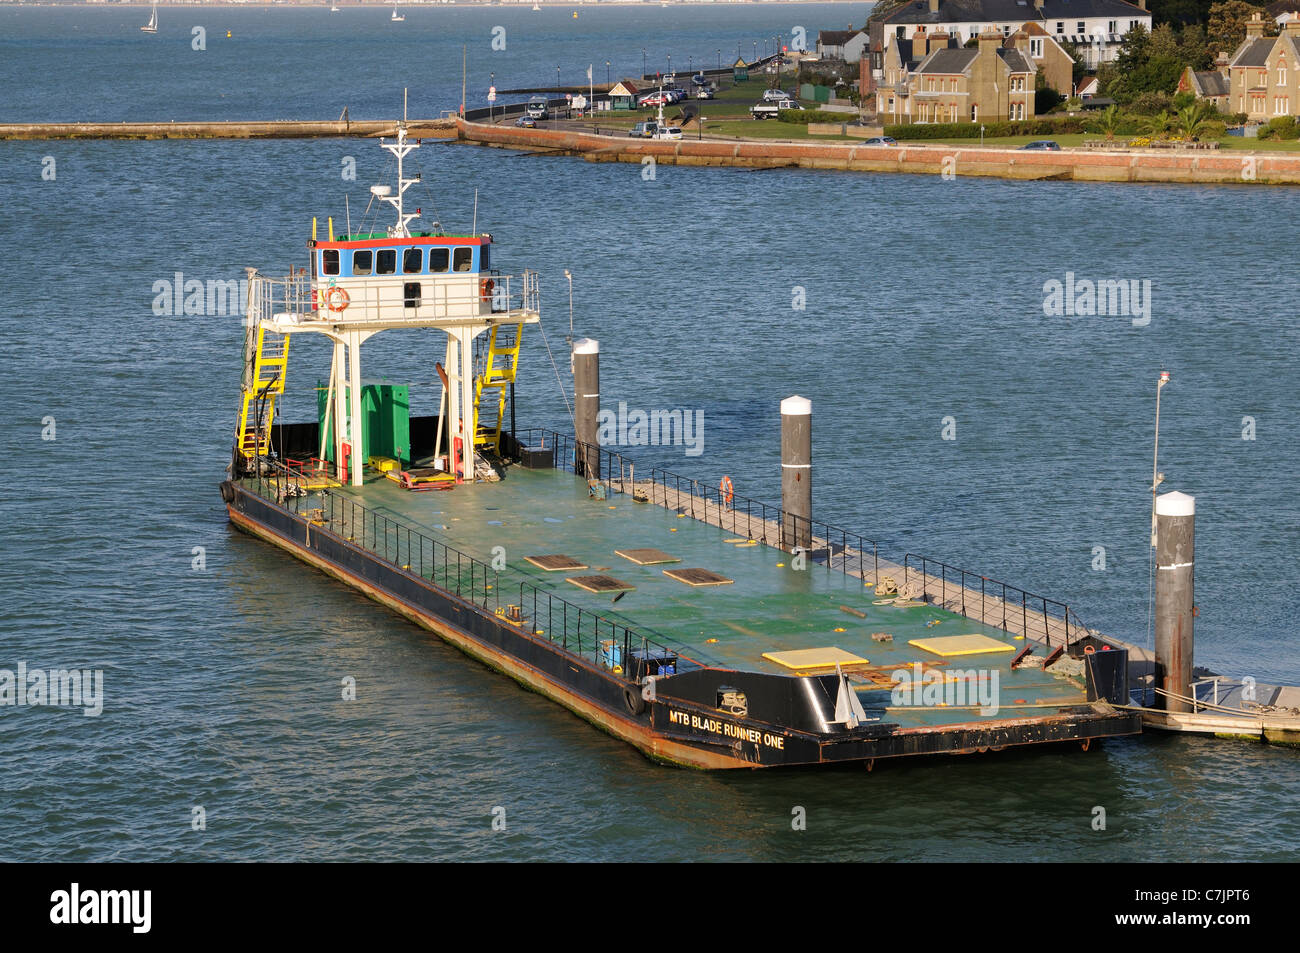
[325,286,350,313]
[720,475,734,508]
[480,278,495,302]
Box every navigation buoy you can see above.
[226,30,232,37]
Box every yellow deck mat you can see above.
[762,647,868,670]
[908,634,1015,657]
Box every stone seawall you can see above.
[456,118,1300,186]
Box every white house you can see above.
[873,0,1152,69]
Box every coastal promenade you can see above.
[0,118,458,140]
[455,117,1300,185]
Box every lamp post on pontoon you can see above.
[1150,370,1171,548]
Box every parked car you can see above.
[762,88,794,102]
[690,73,708,87]
[628,120,659,138]
[654,126,683,140]
[663,88,687,103]
[750,99,801,119]
[863,136,898,146]
[1020,140,1061,150]
[695,87,715,100]
[515,116,537,128]
[638,92,669,107]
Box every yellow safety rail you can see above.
[473,324,523,453]
[236,325,291,462]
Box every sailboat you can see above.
[391,4,404,20]
[532,2,541,9]
[330,2,339,12]
[140,3,158,33]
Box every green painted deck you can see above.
[310,465,1091,730]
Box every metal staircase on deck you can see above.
[236,325,291,461]
[473,324,522,453]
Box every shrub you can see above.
[1128,91,1175,115]
[1263,115,1300,140]
[883,117,1087,139]
[776,109,860,124]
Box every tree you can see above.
[1144,108,1176,136]
[1089,104,1123,140]
[1178,101,1212,139]
[1207,1,1267,54]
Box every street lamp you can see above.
[489,70,494,124]
[642,48,646,79]
[605,60,610,86]
[1150,370,1172,548]
[717,49,721,70]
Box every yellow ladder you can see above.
[473,324,522,453]
[236,325,291,462]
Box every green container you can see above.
[317,380,411,465]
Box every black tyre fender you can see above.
[623,685,646,715]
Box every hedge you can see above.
[883,118,1087,139]
[776,109,863,124]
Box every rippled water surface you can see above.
[2,6,1298,862]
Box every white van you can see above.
[524,97,548,119]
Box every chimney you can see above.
[1137,0,1146,9]
[1287,19,1300,35]
[978,28,1002,58]
[928,0,939,13]
[1246,12,1265,37]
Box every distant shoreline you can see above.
[10,2,877,7]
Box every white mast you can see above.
[374,125,421,237]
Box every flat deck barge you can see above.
[224,431,1139,769]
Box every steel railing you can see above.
[509,427,1093,649]
[245,270,540,327]
[902,554,1091,650]
[243,459,686,679]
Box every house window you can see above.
[888,97,896,110]
[352,250,372,276]
[1108,20,1117,33]
[1056,21,1064,34]
[1030,38,1044,58]
[376,248,396,275]
[1279,66,1287,86]
[1077,21,1085,33]
[971,105,978,121]
[1276,96,1289,115]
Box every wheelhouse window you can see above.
[322,249,340,275]
[429,248,450,273]
[352,250,372,276]
[453,247,474,272]
[376,249,396,275]
[403,247,423,273]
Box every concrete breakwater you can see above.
[456,118,1300,186]
[0,118,458,141]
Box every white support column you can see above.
[445,335,461,478]
[348,330,363,487]
[332,337,347,481]
[458,327,477,479]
